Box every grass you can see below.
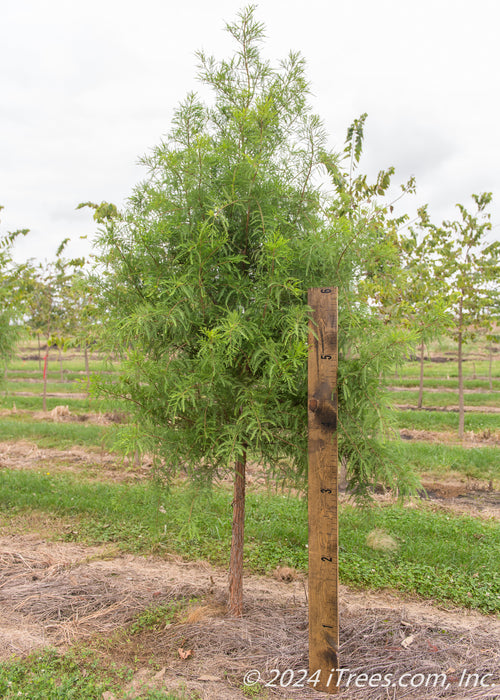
[0,417,111,449]
[389,441,500,482]
[0,647,199,699]
[393,409,500,433]
[398,358,497,379]
[0,396,99,412]
[3,380,85,392]
[390,377,500,390]
[339,505,499,613]
[128,598,200,634]
[388,389,500,408]
[0,469,498,613]
[7,358,113,373]
[6,370,107,382]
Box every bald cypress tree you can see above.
[90,6,417,616]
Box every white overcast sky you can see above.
[2,0,499,265]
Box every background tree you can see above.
[68,270,103,396]
[397,208,454,409]
[18,241,85,409]
[0,206,29,374]
[318,114,421,488]
[87,6,418,616]
[426,193,499,438]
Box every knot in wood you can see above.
[308,398,319,412]
[308,397,337,429]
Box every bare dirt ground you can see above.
[395,404,500,414]
[0,439,153,483]
[388,387,500,394]
[399,428,500,448]
[0,534,499,699]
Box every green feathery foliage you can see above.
[89,6,418,499]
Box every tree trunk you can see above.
[228,452,246,617]
[417,341,425,409]
[458,303,465,439]
[43,348,50,412]
[489,344,493,391]
[84,345,90,397]
[37,335,42,371]
[58,347,64,382]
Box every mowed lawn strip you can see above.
[7,358,113,373]
[398,359,497,379]
[0,396,109,413]
[393,409,500,433]
[0,469,498,613]
[388,441,500,483]
[391,378,500,390]
[0,417,111,449]
[388,389,500,408]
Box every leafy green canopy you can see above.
[0,206,29,368]
[91,7,417,497]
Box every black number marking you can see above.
[321,556,333,562]
[321,354,332,360]
[322,624,335,629]
[320,288,332,293]
[320,488,332,493]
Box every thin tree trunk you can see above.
[458,303,465,439]
[43,347,50,412]
[228,451,246,617]
[489,345,493,391]
[84,344,90,397]
[58,346,64,382]
[37,335,42,371]
[417,341,425,409]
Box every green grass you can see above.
[389,441,500,481]
[0,417,111,449]
[0,395,103,412]
[7,358,113,372]
[0,469,498,613]
[399,359,498,379]
[339,505,499,613]
[5,370,112,382]
[393,409,500,433]
[3,380,86,392]
[388,389,500,408]
[0,647,199,700]
[391,377,500,390]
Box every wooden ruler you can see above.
[307,287,339,694]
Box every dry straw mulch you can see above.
[0,540,498,699]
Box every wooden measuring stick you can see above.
[307,287,339,694]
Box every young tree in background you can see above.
[430,194,499,438]
[87,6,418,616]
[50,242,86,383]
[69,270,102,395]
[0,206,29,373]
[18,241,85,409]
[319,114,421,488]
[398,207,454,409]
